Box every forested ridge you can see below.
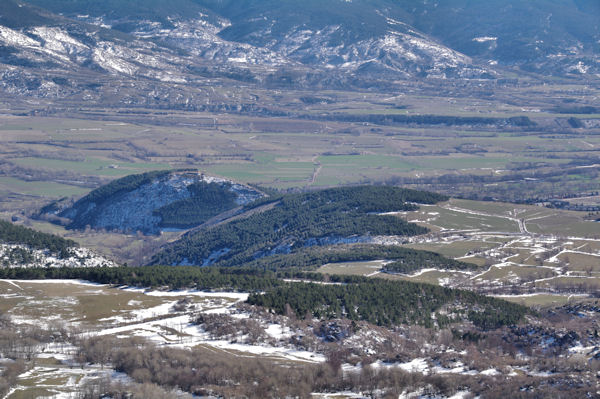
[43,169,254,233]
[0,219,77,255]
[61,170,173,230]
[74,170,171,208]
[150,186,448,267]
[0,265,528,330]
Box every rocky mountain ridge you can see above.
[1,0,597,103]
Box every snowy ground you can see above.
[0,279,328,398]
[338,200,600,299]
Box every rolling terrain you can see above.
[0,0,599,397]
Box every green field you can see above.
[0,177,88,198]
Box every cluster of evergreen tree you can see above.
[76,170,172,206]
[0,219,77,257]
[0,266,283,292]
[150,186,447,267]
[551,105,598,114]
[248,279,530,330]
[242,244,476,272]
[154,181,239,228]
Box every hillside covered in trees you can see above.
[0,220,117,268]
[248,279,529,330]
[0,219,77,255]
[39,170,264,234]
[150,186,448,267]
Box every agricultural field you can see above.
[315,197,599,302]
[0,78,599,214]
[0,101,597,299]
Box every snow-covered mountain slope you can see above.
[0,0,492,97]
[93,12,487,79]
[0,0,598,100]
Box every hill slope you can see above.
[0,219,116,268]
[20,0,600,78]
[149,185,457,268]
[41,170,264,234]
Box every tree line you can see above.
[242,244,476,273]
[0,266,282,292]
[314,113,536,127]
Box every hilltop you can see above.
[39,170,264,235]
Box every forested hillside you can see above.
[154,181,239,228]
[248,279,529,329]
[41,170,263,234]
[0,220,116,268]
[0,219,77,254]
[150,186,448,267]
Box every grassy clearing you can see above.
[408,205,521,233]
[400,270,469,285]
[317,261,385,277]
[497,294,575,307]
[402,241,499,259]
[0,280,162,325]
[557,252,600,272]
[0,280,236,328]
[473,265,556,284]
[526,215,600,237]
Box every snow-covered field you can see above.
[381,200,600,298]
[0,279,329,397]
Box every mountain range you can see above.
[0,0,598,101]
